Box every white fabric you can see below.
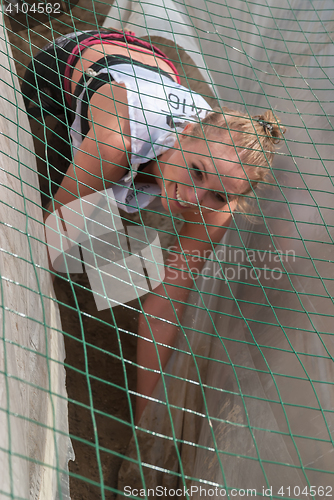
[108,180,163,214]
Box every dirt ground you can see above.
[5,3,215,498]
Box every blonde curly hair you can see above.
[189,107,285,214]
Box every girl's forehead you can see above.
[184,135,241,160]
[215,162,249,196]
[186,138,243,172]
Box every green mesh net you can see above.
[0,0,333,499]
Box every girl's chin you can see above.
[161,198,182,213]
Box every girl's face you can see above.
[155,132,249,214]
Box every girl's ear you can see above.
[177,123,194,144]
[172,123,193,148]
[181,123,193,136]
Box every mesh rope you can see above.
[0,0,333,499]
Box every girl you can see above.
[22,29,284,423]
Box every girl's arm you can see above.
[48,83,131,214]
[135,207,233,423]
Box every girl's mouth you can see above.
[175,184,190,208]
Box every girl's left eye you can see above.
[191,164,203,180]
[214,192,226,204]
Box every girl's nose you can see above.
[188,186,206,206]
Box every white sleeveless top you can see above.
[71,61,211,213]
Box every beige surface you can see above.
[0,17,73,500]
